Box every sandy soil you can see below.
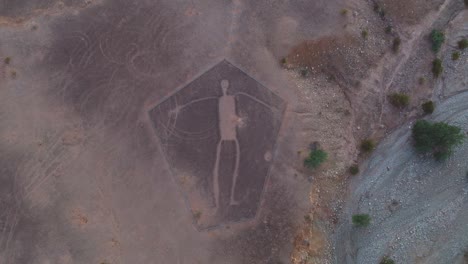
[0,0,466,263]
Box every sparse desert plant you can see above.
[373,3,385,17]
[452,51,460,60]
[422,100,435,114]
[432,58,443,77]
[341,8,348,15]
[4,57,10,64]
[193,210,202,221]
[352,214,371,227]
[300,67,309,77]
[349,165,359,175]
[389,92,410,108]
[385,25,392,34]
[412,120,465,160]
[10,70,16,79]
[380,256,395,264]
[361,29,368,39]
[304,149,328,169]
[392,37,401,52]
[360,139,375,153]
[418,77,426,85]
[304,214,312,223]
[31,25,38,31]
[280,57,287,66]
[458,38,468,50]
[430,29,445,52]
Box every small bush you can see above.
[385,25,392,34]
[392,37,401,52]
[300,67,309,77]
[341,9,348,15]
[452,51,460,60]
[349,165,359,175]
[193,210,202,220]
[373,3,385,17]
[430,30,445,52]
[380,256,395,264]
[4,57,10,64]
[352,214,371,227]
[412,120,465,160]
[432,58,443,77]
[360,139,375,153]
[418,77,426,85]
[361,30,368,39]
[422,101,435,114]
[389,92,410,108]
[10,70,16,79]
[458,38,468,50]
[280,57,287,66]
[304,149,328,169]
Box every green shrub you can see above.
[373,3,385,17]
[418,77,426,85]
[4,57,10,64]
[349,165,359,175]
[380,256,395,264]
[304,149,328,169]
[422,100,435,114]
[389,92,410,108]
[452,51,460,60]
[280,57,287,66]
[430,30,445,52]
[352,214,371,227]
[412,120,465,160]
[300,67,309,77]
[360,139,376,153]
[362,30,368,39]
[458,38,468,50]
[392,37,401,52]
[432,58,443,77]
[341,9,348,15]
[385,25,392,34]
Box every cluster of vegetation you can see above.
[280,57,287,67]
[373,3,385,18]
[452,51,460,60]
[392,37,401,52]
[458,38,468,50]
[352,214,371,227]
[418,77,426,85]
[304,149,328,169]
[430,30,445,53]
[341,8,348,15]
[300,67,309,77]
[385,25,392,34]
[362,29,369,39]
[360,139,376,153]
[412,120,465,160]
[389,92,410,108]
[349,165,359,175]
[432,58,443,77]
[421,100,435,114]
[380,256,395,264]
[4,57,10,64]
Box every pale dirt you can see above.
[0,0,466,263]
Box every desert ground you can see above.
[0,0,466,263]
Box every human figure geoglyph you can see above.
[212,80,241,209]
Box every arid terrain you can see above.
[0,0,466,263]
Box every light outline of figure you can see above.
[155,78,278,212]
[212,79,241,209]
